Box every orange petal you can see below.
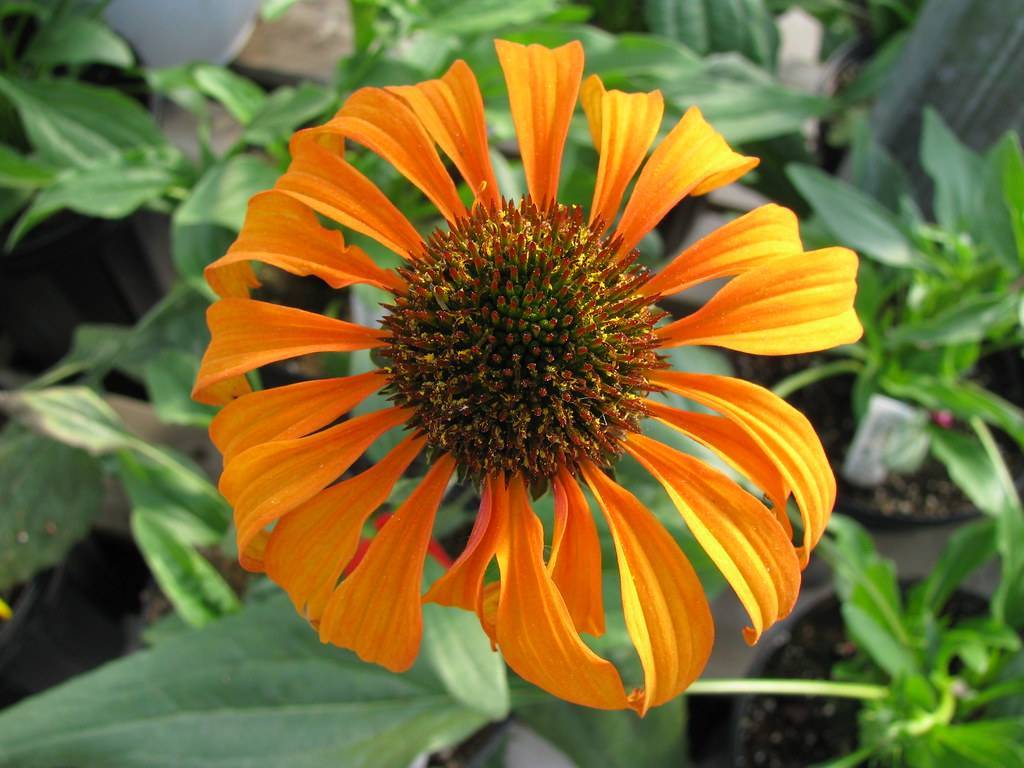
[549,467,605,636]
[580,460,714,715]
[316,88,467,223]
[239,529,270,571]
[199,375,252,407]
[656,247,862,354]
[580,75,664,230]
[614,107,758,256]
[210,371,384,462]
[642,204,802,298]
[494,475,629,710]
[221,407,411,560]
[644,399,790,532]
[318,454,456,672]
[278,134,423,259]
[207,191,404,297]
[206,261,260,300]
[388,60,500,208]
[624,434,801,646]
[649,370,835,563]
[192,298,388,405]
[264,434,424,622]
[495,39,584,207]
[423,475,502,613]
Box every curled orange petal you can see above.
[644,399,790,532]
[580,75,663,231]
[192,299,388,405]
[494,475,628,710]
[221,407,411,562]
[649,370,835,563]
[318,454,456,672]
[495,39,584,207]
[207,191,404,297]
[550,467,605,636]
[315,88,467,223]
[423,475,502,614]
[615,107,758,256]
[264,434,424,623]
[656,247,862,354]
[642,204,802,298]
[278,134,423,259]
[210,371,384,462]
[388,60,500,208]
[580,460,714,715]
[624,434,801,645]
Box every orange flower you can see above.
[193,39,861,714]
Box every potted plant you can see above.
[774,112,1024,526]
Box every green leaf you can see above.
[882,377,1024,449]
[416,0,560,35]
[998,130,1024,262]
[848,119,913,213]
[116,449,229,547]
[841,600,919,679]
[0,595,496,767]
[0,386,139,455]
[193,65,267,125]
[0,75,164,168]
[885,292,1019,348]
[130,509,240,627]
[22,14,133,69]
[261,0,303,20]
[0,424,103,590]
[932,719,1024,767]
[243,83,334,147]
[930,429,1016,516]
[143,349,217,428]
[419,555,508,721]
[644,0,779,69]
[0,142,55,189]
[176,154,279,232]
[516,693,686,768]
[7,151,178,247]
[787,163,922,268]
[909,517,996,616]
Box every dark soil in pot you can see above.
[726,351,1024,527]
[732,589,988,767]
[0,530,150,708]
[0,213,161,372]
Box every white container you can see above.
[104,0,263,67]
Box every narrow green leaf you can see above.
[193,65,267,125]
[0,143,55,189]
[910,517,996,615]
[885,292,1019,348]
[243,83,334,147]
[143,349,217,428]
[0,386,139,455]
[130,509,240,627]
[930,429,1015,516]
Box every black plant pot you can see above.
[0,212,162,372]
[0,531,150,708]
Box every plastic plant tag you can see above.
[843,394,929,487]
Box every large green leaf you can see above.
[909,517,996,617]
[644,0,779,69]
[193,65,267,126]
[143,348,217,428]
[930,428,1016,517]
[416,0,560,35]
[0,75,164,168]
[0,142,55,189]
[175,154,278,232]
[0,424,103,590]
[7,150,179,247]
[0,386,140,455]
[516,693,687,768]
[787,163,922,269]
[0,595,500,767]
[884,292,1019,348]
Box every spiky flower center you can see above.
[381,199,663,483]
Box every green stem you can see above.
[772,359,863,399]
[686,678,888,701]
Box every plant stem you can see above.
[772,360,863,399]
[686,678,888,701]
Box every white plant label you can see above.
[843,394,929,488]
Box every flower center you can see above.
[381,199,663,484]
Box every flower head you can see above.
[193,39,861,714]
